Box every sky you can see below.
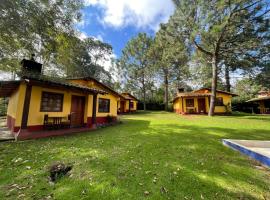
[77,0,175,58]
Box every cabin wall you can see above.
[27,86,90,130]
[173,98,183,113]
[174,94,232,114]
[214,93,232,113]
[69,79,119,123]
[130,100,137,111]
[7,83,26,131]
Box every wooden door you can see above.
[70,95,85,127]
[120,101,125,113]
[198,98,206,114]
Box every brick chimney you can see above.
[21,54,42,76]
[178,88,185,93]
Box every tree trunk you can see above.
[225,65,230,92]
[208,56,218,116]
[143,88,146,111]
[164,73,169,111]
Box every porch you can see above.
[173,94,210,114]
[0,116,14,141]
[247,97,270,114]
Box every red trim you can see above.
[13,127,20,132]
[96,116,117,124]
[27,125,43,132]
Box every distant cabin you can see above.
[173,88,237,114]
[118,93,139,113]
[247,89,270,114]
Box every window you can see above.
[40,92,63,112]
[98,98,110,113]
[215,97,224,106]
[130,101,134,108]
[186,99,194,107]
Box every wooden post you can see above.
[21,84,32,129]
[92,93,97,127]
[129,100,131,112]
[181,97,184,113]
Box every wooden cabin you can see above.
[173,88,237,114]
[0,59,123,140]
[247,89,270,114]
[118,93,139,113]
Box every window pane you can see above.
[215,97,224,106]
[98,98,110,113]
[40,92,63,112]
[186,99,194,107]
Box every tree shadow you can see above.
[1,117,270,199]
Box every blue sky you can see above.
[77,0,175,57]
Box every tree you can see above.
[0,0,83,76]
[150,24,188,111]
[119,33,154,111]
[169,0,270,116]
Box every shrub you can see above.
[106,115,114,123]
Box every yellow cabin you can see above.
[173,88,237,114]
[118,93,139,113]
[0,59,123,140]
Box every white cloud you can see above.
[96,34,104,42]
[78,31,88,40]
[84,0,175,31]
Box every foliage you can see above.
[118,33,154,110]
[167,0,270,115]
[106,115,114,123]
[233,77,261,103]
[0,112,270,199]
[150,24,189,110]
[0,0,114,84]
[0,0,83,73]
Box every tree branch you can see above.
[193,40,213,56]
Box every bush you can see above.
[137,102,165,110]
[106,115,114,123]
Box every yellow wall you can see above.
[130,100,137,111]
[27,86,91,126]
[7,83,27,126]
[7,88,20,118]
[117,99,138,112]
[173,92,232,114]
[69,79,119,117]
[214,93,232,113]
[97,93,118,117]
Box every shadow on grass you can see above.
[0,117,270,199]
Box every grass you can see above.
[0,111,270,200]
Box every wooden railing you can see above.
[260,108,270,114]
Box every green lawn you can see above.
[0,112,270,199]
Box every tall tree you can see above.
[169,0,270,116]
[150,24,188,111]
[119,33,154,111]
